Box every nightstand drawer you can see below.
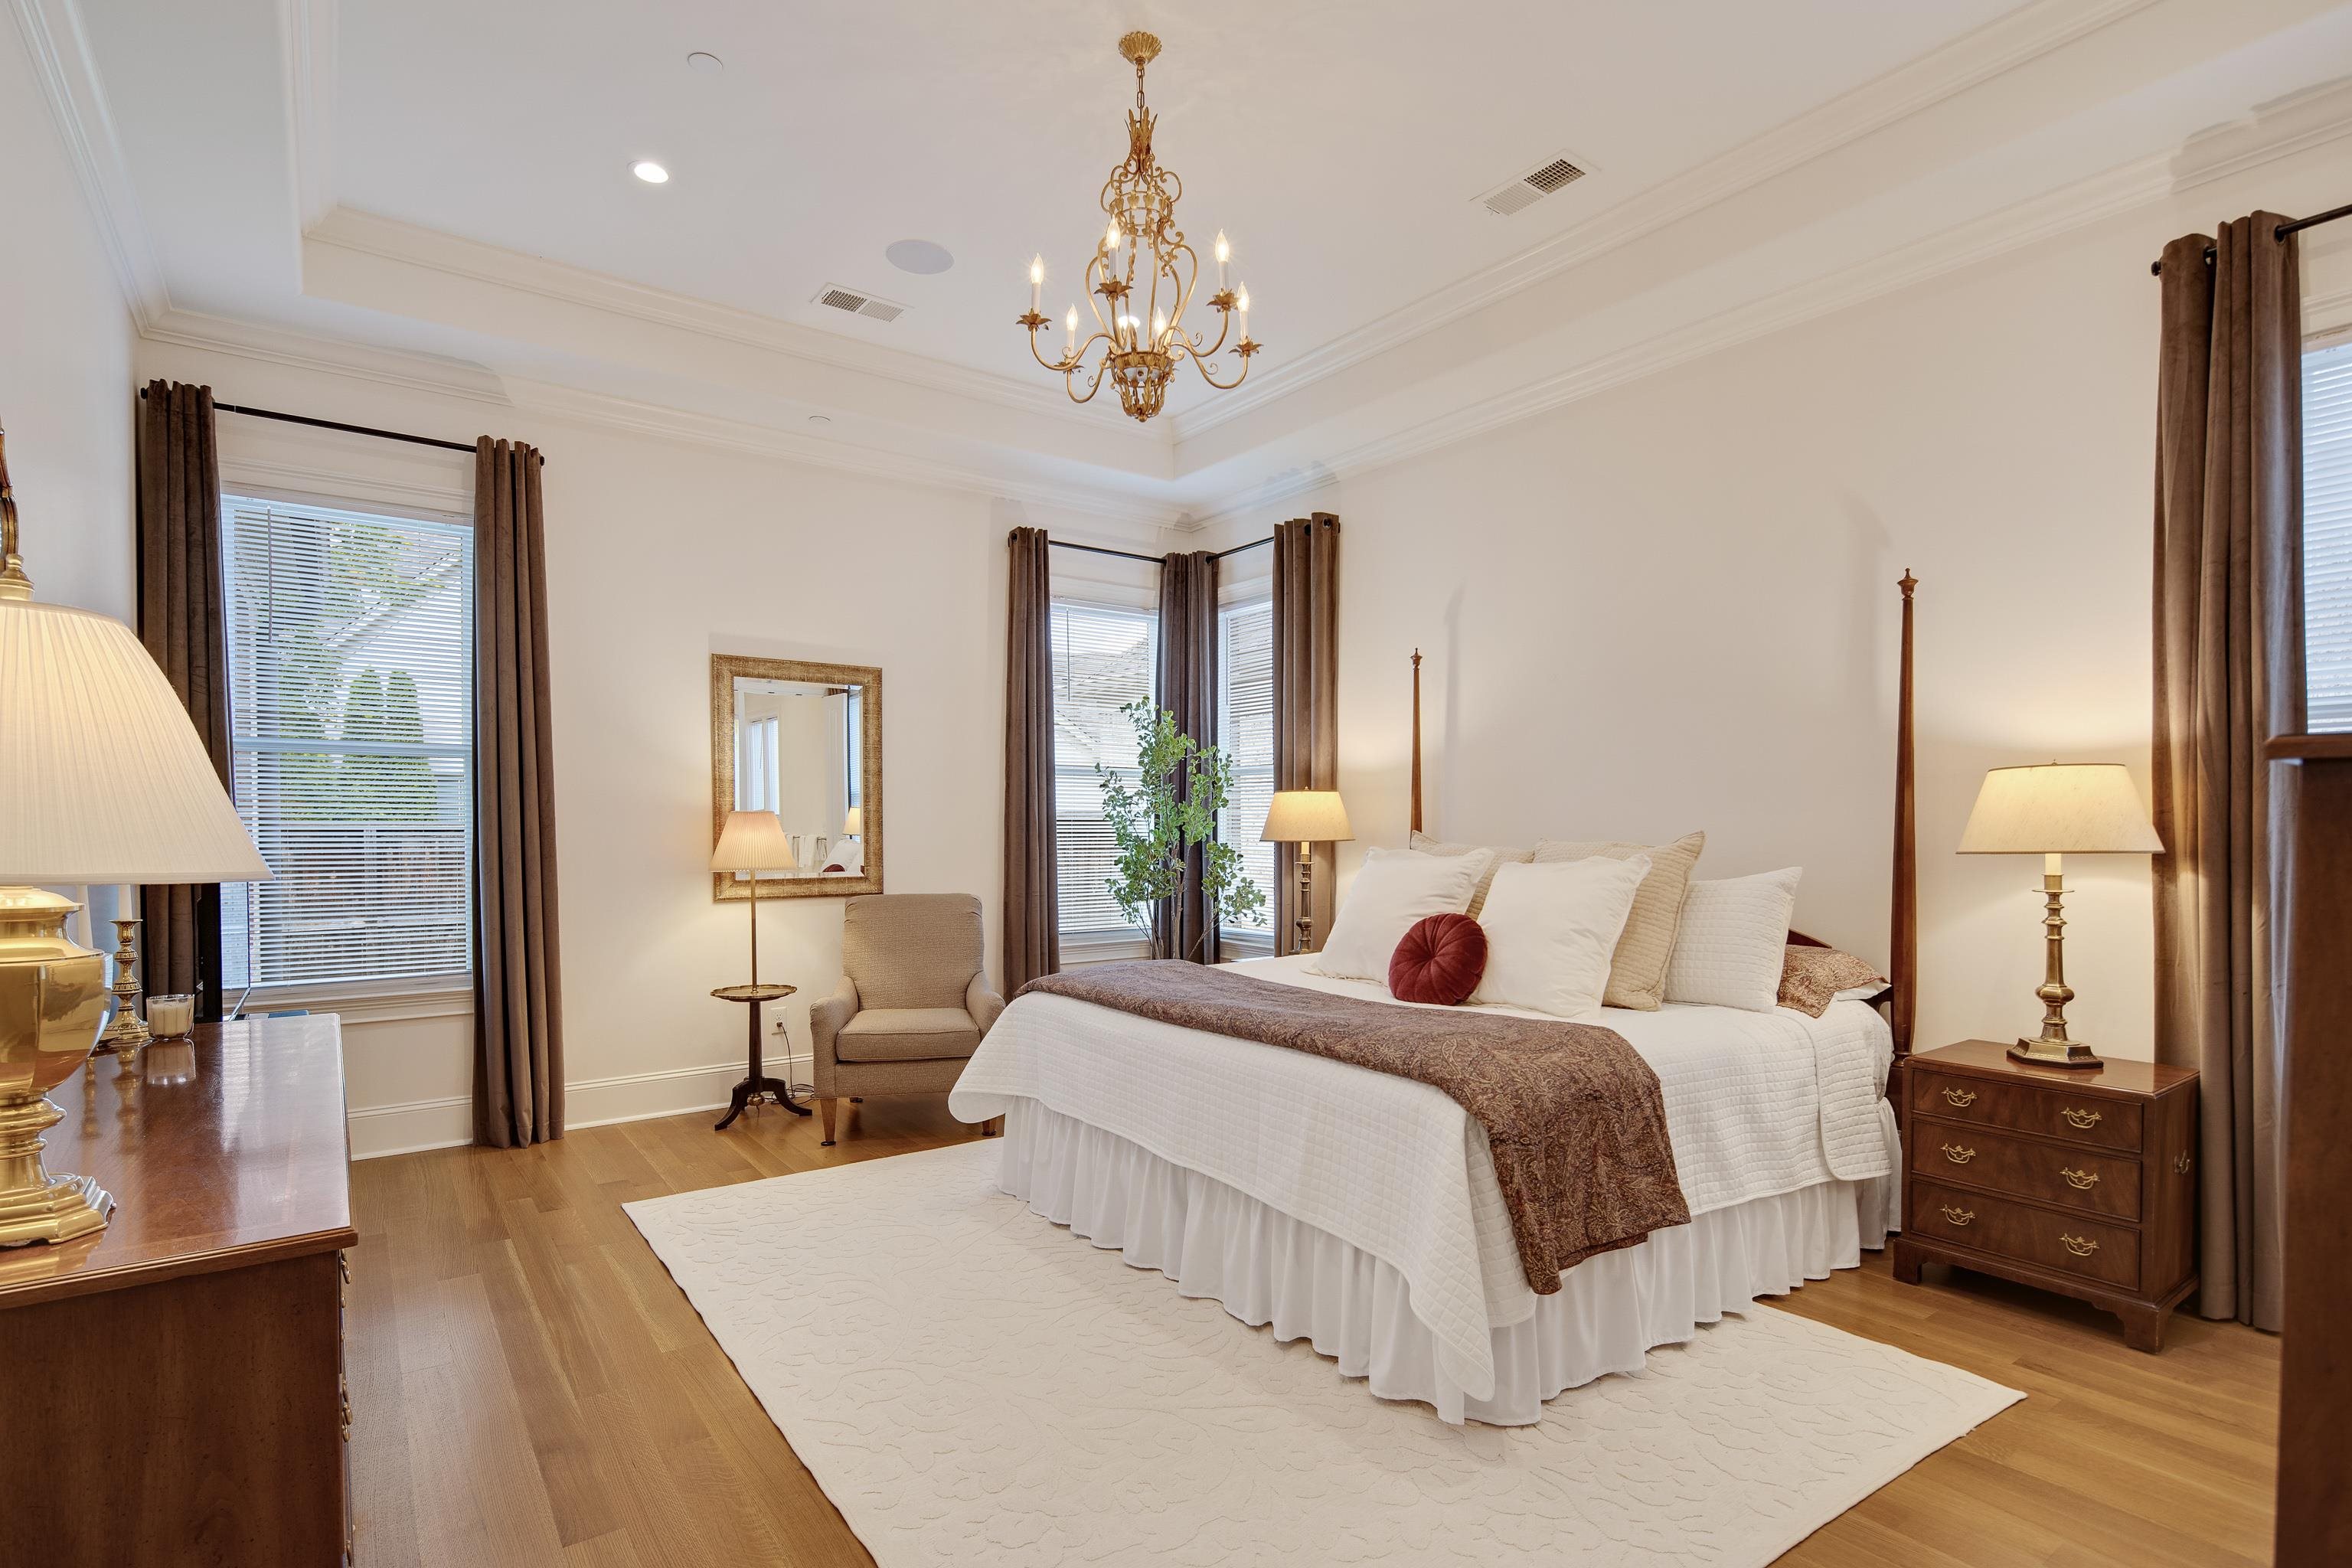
[1911,1069,2144,1152]
[1909,1121,2141,1220]
[1910,1181,2141,1292]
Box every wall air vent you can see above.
[813,284,909,322]
[1478,153,1588,217]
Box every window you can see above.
[2306,338,2352,731]
[1217,596,1276,940]
[740,716,780,814]
[1050,599,1156,942]
[219,496,475,991]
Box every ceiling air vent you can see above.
[1478,153,1588,217]
[813,284,909,322]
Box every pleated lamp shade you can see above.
[0,597,270,885]
[710,809,797,872]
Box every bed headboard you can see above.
[1404,572,1920,1079]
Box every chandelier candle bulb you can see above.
[1237,285,1250,343]
[1152,308,1168,346]
[1064,305,1078,358]
[1029,255,1044,313]
[1215,230,1230,289]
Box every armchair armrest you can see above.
[966,971,1006,1037]
[809,975,860,1059]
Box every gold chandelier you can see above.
[1019,31,1259,423]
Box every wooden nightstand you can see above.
[1893,1040,2199,1351]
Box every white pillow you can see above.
[1471,855,1652,1018]
[1310,847,1494,982]
[1664,867,1803,1012]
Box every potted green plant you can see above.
[1096,701,1267,960]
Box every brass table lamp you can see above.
[1958,763,2163,1068]
[0,427,271,1246]
[1260,790,1354,953]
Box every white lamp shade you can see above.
[1957,763,2164,855]
[1260,789,1354,844]
[842,805,863,837]
[0,598,270,884]
[710,809,798,872]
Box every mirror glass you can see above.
[733,675,864,878]
[711,655,881,900]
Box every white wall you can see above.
[1200,144,2352,1063]
[0,15,136,617]
[132,335,1158,1153]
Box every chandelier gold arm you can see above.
[1189,338,1260,391]
[1065,357,1111,406]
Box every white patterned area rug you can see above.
[626,1140,2019,1567]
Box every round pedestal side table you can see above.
[710,982,809,1131]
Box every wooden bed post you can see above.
[1889,571,1919,1122]
[1410,648,1423,836]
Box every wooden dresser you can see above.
[0,1016,357,1567]
[1893,1038,2197,1351]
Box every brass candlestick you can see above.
[95,915,151,1060]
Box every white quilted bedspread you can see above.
[949,955,1894,1403]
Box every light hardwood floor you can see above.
[348,1098,2278,1567]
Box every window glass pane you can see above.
[2306,338,2352,733]
[1051,599,1156,938]
[1217,598,1276,934]
[219,497,475,989]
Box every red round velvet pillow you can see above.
[1389,913,1488,1005]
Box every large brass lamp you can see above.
[1958,763,2162,1069]
[0,430,270,1246]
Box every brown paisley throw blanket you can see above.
[1020,961,1690,1292]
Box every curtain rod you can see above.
[2148,199,2351,276]
[1050,535,1273,567]
[138,387,488,456]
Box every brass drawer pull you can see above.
[2174,1152,2193,1175]
[2060,1106,2102,1130]
[339,1373,353,1442]
[1940,1086,1978,1108]
[2061,1167,2099,1190]
[1940,1142,1976,1165]
[1938,1205,1975,1227]
[2060,1233,2099,1257]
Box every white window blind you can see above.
[1217,597,1276,934]
[219,496,475,990]
[2306,338,2352,732]
[1051,599,1156,939]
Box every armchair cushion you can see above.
[835,1007,982,1063]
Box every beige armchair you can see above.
[811,893,1005,1146]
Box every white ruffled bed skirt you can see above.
[995,1098,1902,1426]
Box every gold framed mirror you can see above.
[710,655,882,901]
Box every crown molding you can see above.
[499,376,1185,532]
[304,207,1152,440]
[8,0,170,329]
[1189,86,2352,529]
[1165,0,2158,444]
[140,305,513,406]
[279,0,335,231]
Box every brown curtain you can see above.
[136,381,229,1021]
[473,438,565,1147]
[2151,215,2303,1329]
[1004,528,1060,988]
[1272,514,1340,956]
[1155,549,1219,963]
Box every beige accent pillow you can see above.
[1530,831,1706,1010]
[1410,831,1533,920]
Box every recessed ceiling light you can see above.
[885,239,955,276]
[687,51,724,74]
[632,160,670,185]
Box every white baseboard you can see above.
[348,1052,818,1160]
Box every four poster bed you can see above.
[951,574,1922,1426]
